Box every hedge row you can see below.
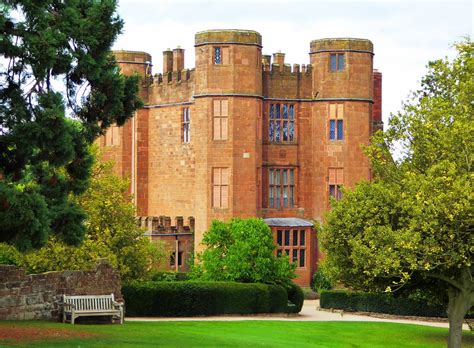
[320,290,446,317]
[123,281,302,317]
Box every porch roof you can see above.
[263,218,313,227]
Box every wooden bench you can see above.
[62,294,124,324]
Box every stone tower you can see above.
[310,39,374,218]
[193,30,263,250]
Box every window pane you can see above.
[292,249,298,263]
[329,120,336,140]
[290,186,294,207]
[299,249,305,267]
[283,121,288,141]
[289,105,294,120]
[277,250,282,257]
[336,185,343,200]
[276,170,280,185]
[293,230,298,246]
[337,120,344,140]
[214,47,221,64]
[329,185,335,197]
[276,188,280,208]
[283,170,288,185]
[300,230,305,246]
[269,186,274,208]
[284,230,290,246]
[283,104,288,119]
[285,249,289,256]
[330,54,337,71]
[289,121,294,142]
[270,104,274,119]
[269,121,274,141]
[338,54,344,70]
[275,122,280,141]
[290,169,294,184]
[277,230,282,246]
[283,186,287,208]
[221,100,228,116]
[276,104,280,119]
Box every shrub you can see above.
[122,281,290,317]
[193,218,296,286]
[150,271,190,282]
[0,243,22,266]
[320,290,449,317]
[312,262,334,293]
[286,283,304,313]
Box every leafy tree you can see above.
[321,40,473,348]
[193,218,296,286]
[0,1,142,250]
[22,150,165,282]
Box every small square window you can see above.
[330,53,345,71]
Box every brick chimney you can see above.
[173,47,184,72]
[273,51,285,69]
[163,49,173,74]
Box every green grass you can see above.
[0,320,473,347]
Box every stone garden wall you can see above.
[0,259,122,321]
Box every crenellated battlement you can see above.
[137,215,195,234]
[263,63,312,75]
[145,68,195,86]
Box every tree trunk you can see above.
[446,286,471,348]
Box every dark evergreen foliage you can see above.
[0,1,142,249]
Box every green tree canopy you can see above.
[321,40,473,348]
[22,149,165,282]
[194,218,296,286]
[0,1,142,250]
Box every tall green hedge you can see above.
[320,290,447,317]
[122,281,291,316]
[287,282,305,313]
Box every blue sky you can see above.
[113,0,472,125]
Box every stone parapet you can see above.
[195,29,262,47]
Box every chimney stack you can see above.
[173,47,185,72]
[163,48,173,74]
[273,51,285,68]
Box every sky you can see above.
[113,0,472,126]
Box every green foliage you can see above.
[0,242,22,266]
[286,283,305,313]
[149,271,190,282]
[312,261,334,293]
[0,0,142,250]
[21,151,165,281]
[320,40,473,346]
[320,290,453,318]
[193,218,296,286]
[122,281,290,317]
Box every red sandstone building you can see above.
[100,29,383,286]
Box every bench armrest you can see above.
[63,303,76,310]
[112,300,124,309]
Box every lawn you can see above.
[0,320,472,347]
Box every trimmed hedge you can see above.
[122,281,290,317]
[287,282,305,313]
[320,290,447,317]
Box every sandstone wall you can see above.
[0,260,122,321]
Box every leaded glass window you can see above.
[214,47,221,64]
[268,168,295,208]
[268,103,295,143]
